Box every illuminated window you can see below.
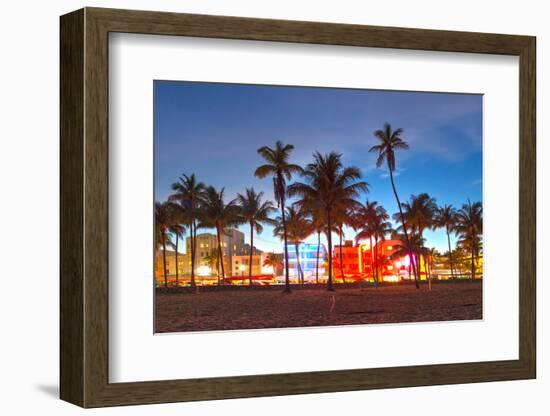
[386,246,393,251]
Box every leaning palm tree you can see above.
[198,186,241,285]
[236,188,277,285]
[154,201,176,288]
[370,123,419,288]
[455,200,483,280]
[289,151,368,291]
[169,173,205,290]
[434,204,458,279]
[255,141,303,293]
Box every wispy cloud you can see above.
[380,167,406,179]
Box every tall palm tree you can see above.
[236,188,277,285]
[255,141,303,293]
[273,206,313,284]
[198,186,241,285]
[370,122,419,288]
[154,201,176,288]
[434,204,458,279]
[455,200,483,280]
[289,151,368,291]
[169,173,205,290]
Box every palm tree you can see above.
[434,204,458,279]
[289,151,368,291]
[168,221,186,287]
[356,205,392,286]
[169,174,205,290]
[255,141,303,293]
[332,205,354,283]
[455,200,483,280]
[263,252,284,276]
[370,123,419,288]
[391,233,427,283]
[203,248,220,277]
[425,247,439,289]
[198,186,241,285]
[154,201,176,288]
[273,206,313,284]
[352,200,381,283]
[310,209,326,284]
[236,188,277,285]
[397,193,437,282]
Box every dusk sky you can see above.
[154,80,482,254]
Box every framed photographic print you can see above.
[60,7,536,408]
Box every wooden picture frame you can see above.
[60,7,536,408]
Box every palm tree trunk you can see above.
[216,226,225,284]
[374,236,379,286]
[339,229,345,283]
[295,241,303,285]
[425,255,431,290]
[280,194,291,293]
[446,227,455,280]
[471,245,475,281]
[326,208,334,291]
[389,169,419,288]
[249,222,254,286]
[315,231,320,284]
[369,236,375,284]
[190,219,196,290]
[175,234,179,287]
[162,235,168,288]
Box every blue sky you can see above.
[154,80,482,254]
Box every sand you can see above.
[155,281,482,333]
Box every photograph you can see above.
[153,80,483,333]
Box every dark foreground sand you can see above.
[155,281,482,333]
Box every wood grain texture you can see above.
[59,8,84,407]
[59,7,537,408]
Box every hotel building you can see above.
[286,242,327,282]
[155,228,252,285]
[185,228,248,276]
[230,252,275,277]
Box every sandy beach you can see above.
[155,281,482,333]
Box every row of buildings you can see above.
[155,228,422,286]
